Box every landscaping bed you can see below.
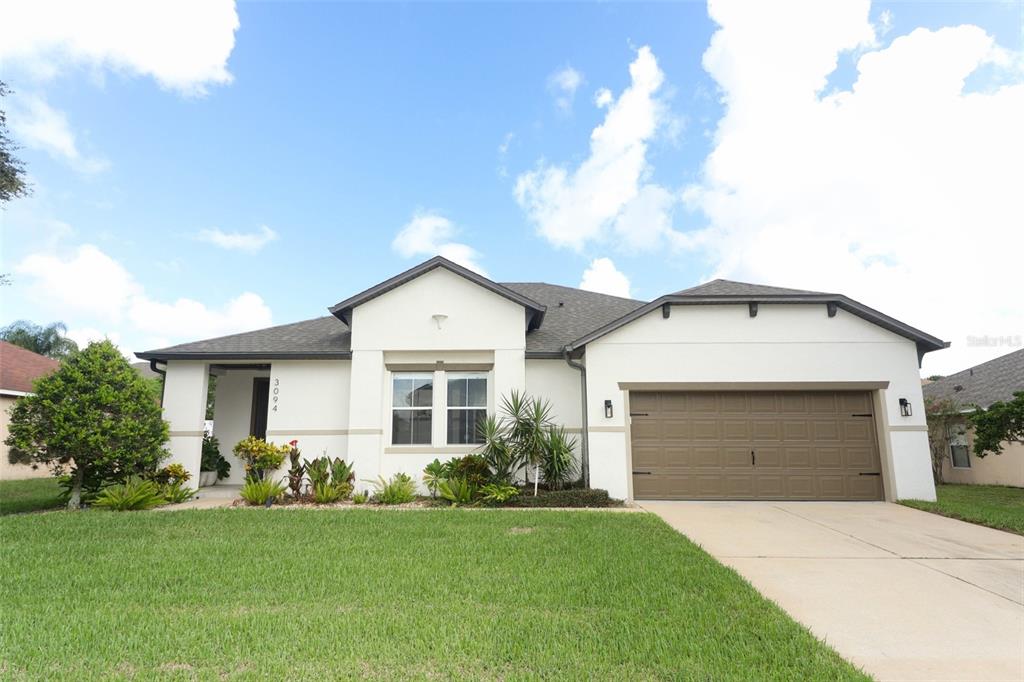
[0,509,865,680]
[901,483,1024,535]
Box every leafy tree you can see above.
[924,396,963,484]
[969,391,1024,457]
[1,80,30,203]
[5,340,169,509]
[1,320,79,359]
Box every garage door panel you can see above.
[631,390,883,501]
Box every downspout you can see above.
[149,359,167,405]
[563,347,589,488]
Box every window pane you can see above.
[393,374,432,408]
[466,377,487,407]
[393,409,432,445]
[411,378,433,407]
[448,408,486,444]
[448,377,467,407]
[950,444,970,468]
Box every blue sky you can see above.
[2,1,1021,375]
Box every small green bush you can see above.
[92,477,166,511]
[306,456,330,489]
[161,481,197,504]
[369,473,417,505]
[479,483,519,503]
[201,435,231,480]
[312,480,342,504]
[502,488,615,508]
[351,491,368,505]
[152,463,191,486]
[438,477,477,506]
[240,478,287,506]
[233,437,288,481]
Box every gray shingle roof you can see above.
[922,348,1024,409]
[674,279,831,297]
[504,283,647,356]
[136,284,647,360]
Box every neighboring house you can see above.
[138,256,947,502]
[923,348,1023,487]
[0,341,60,480]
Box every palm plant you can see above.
[501,390,553,496]
[422,458,447,498]
[478,415,522,484]
[0,320,79,359]
[541,426,578,490]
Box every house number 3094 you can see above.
[272,378,280,412]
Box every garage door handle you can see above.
[751,450,756,466]
[851,413,873,417]
[632,470,652,475]
[629,412,649,417]
[858,472,881,476]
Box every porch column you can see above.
[346,349,384,489]
[162,360,209,484]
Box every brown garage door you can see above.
[630,391,883,500]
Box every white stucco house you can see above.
[138,256,948,502]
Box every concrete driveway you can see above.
[641,501,1024,682]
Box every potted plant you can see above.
[199,434,231,486]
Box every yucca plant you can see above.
[92,477,166,511]
[240,477,287,506]
[501,390,553,495]
[541,426,578,490]
[438,477,477,506]
[478,415,522,484]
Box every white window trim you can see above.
[390,372,434,446]
[949,428,971,469]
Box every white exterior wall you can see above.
[211,370,267,484]
[584,304,936,502]
[264,360,351,478]
[349,268,527,492]
[162,361,209,484]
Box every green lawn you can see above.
[0,477,62,515]
[0,509,865,681]
[901,483,1024,535]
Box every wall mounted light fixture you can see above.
[431,314,448,329]
[898,398,912,417]
[604,400,613,418]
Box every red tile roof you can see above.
[0,341,60,393]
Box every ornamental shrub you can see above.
[4,340,169,510]
[232,437,288,481]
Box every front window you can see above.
[949,428,970,468]
[392,373,433,445]
[447,372,487,444]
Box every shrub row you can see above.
[499,487,617,508]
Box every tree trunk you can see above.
[534,463,539,496]
[67,467,83,510]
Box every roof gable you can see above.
[674,279,830,297]
[328,256,546,330]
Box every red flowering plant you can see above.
[286,440,305,498]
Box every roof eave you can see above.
[135,351,354,362]
[566,294,948,355]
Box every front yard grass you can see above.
[0,477,62,515]
[901,483,1024,535]
[0,509,865,680]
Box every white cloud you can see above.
[8,93,108,173]
[516,47,686,252]
[15,244,272,354]
[594,87,613,108]
[392,211,487,275]
[548,66,584,112]
[680,0,1024,374]
[0,0,240,96]
[579,258,631,298]
[196,225,278,253]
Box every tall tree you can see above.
[5,340,169,509]
[0,80,30,203]
[925,396,962,484]
[1,320,80,359]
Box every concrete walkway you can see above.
[157,484,241,510]
[641,500,1024,682]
